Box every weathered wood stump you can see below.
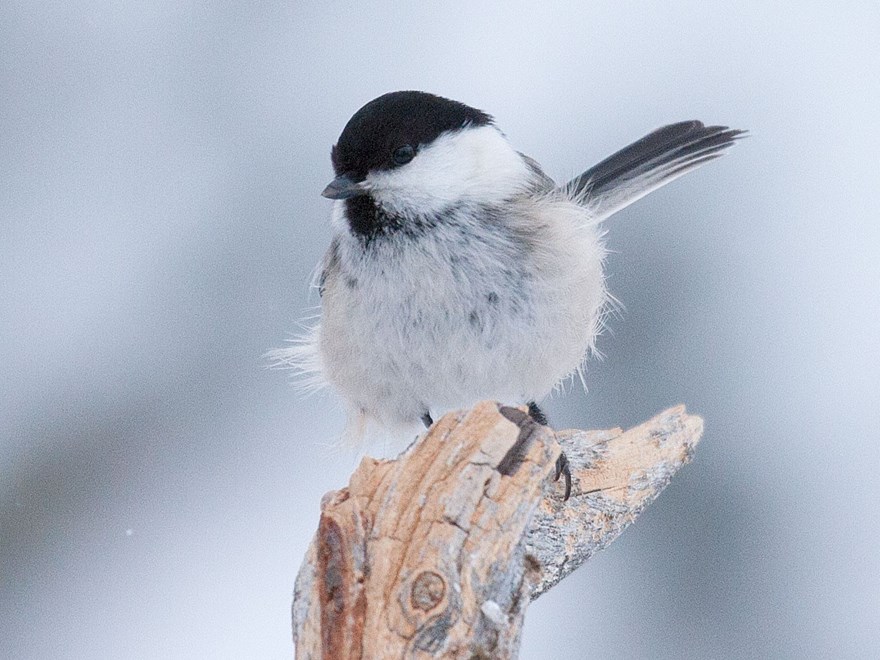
[293,401,703,659]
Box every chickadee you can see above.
[273,91,743,451]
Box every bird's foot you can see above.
[527,401,571,501]
[554,452,572,501]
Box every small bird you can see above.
[272,91,743,461]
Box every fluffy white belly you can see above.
[316,197,607,430]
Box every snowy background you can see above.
[2,2,879,658]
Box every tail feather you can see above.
[566,121,746,220]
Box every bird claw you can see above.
[554,452,572,501]
[525,403,572,501]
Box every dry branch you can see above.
[293,401,703,659]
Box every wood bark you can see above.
[293,401,703,659]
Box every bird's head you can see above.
[323,91,530,220]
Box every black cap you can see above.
[330,91,493,180]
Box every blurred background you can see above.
[2,1,878,658]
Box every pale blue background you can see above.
[2,2,879,658]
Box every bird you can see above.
[270,91,744,473]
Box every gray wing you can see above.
[519,152,557,193]
[565,121,746,220]
[317,238,340,297]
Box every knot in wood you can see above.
[410,571,445,611]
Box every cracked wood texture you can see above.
[293,401,703,659]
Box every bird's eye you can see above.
[392,145,415,165]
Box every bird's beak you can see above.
[321,174,365,200]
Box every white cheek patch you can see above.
[365,125,532,217]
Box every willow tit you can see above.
[272,91,743,448]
